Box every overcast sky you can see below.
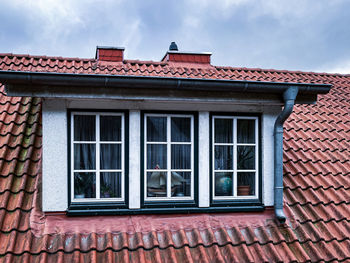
[1,0,350,73]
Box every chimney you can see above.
[96,46,124,62]
[161,42,211,64]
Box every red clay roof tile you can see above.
[0,53,349,262]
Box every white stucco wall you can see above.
[262,111,279,206]
[42,98,280,211]
[129,111,141,209]
[198,112,210,207]
[42,99,68,211]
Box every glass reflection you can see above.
[237,146,255,169]
[147,117,167,142]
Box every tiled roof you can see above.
[0,54,349,262]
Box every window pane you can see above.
[100,144,121,169]
[147,116,167,142]
[147,171,167,197]
[74,172,96,198]
[237,146,255,169]
[147,144,167,169]
[215,172,233,196]
[100,116,121,141]
[100,172,121,198]
[171,117,191,142]
[214,146,233,170]
[237,119,255,143]
[214,118,233,143]
[74,144,96,170]
[171,172,191,197]
[237,172,255,196]
[74,115,95,141]
[171,144,191,169]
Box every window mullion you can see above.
[167,116,171,198]
[96,114,100,199]
[233,118,237,197]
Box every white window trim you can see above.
[212,115,259,200]
[144,113,194,201]
[70,111,125,203]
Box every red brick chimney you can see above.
[96,46,124,62]
[161,42,211,64]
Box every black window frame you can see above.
[67,109,129,212]
[67,110,265,215]
[141,110,199,209]
[210,112,263,207]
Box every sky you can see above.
[1,0,350,73]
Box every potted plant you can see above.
[74,174,86,199]
[101,184,113,198]
[237,185,251,196]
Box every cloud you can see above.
[319,60,350,74]
[0,0,350,73]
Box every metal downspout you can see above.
[274,86,299,222]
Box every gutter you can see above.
[0,71,331,95]
[274,87,298,223]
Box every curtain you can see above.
[100,116,121,141]
[74,115,95,141]
[215,119,233,143]
[100,144,121,169]
[100,172,121,198]
[237,119,255,143]
[171,117,190,142]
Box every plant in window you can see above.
[100,184,113,198]
[213,116,258,199]
[74,173,86,198]
[71,113,124,202]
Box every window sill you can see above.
[68,201,127,211]
[67,205,265,216]
[211,198,262,207]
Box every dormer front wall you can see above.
[42,96,281,212]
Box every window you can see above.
[66,110,262,214]
[70,112,125,203]
[212,116,259,200]
[144,113,194,202]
